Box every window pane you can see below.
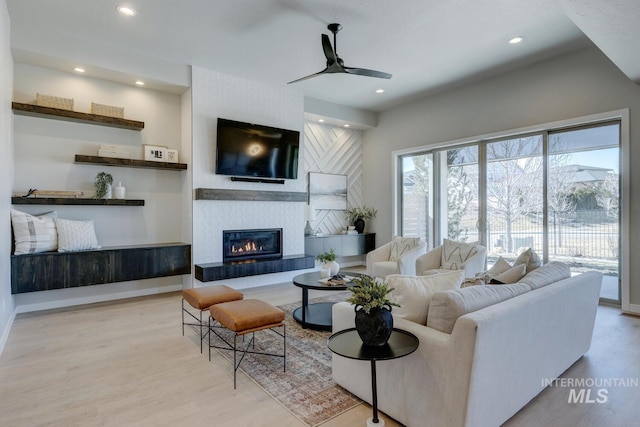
[401,154,433,242]
[441,146,479,243]
[486,136,543,263]
[548,125,620,301]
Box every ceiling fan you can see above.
[288,23,392,84]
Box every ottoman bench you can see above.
[209,299,286,388]
[182,285,244,352]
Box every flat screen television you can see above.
[215,118,300,180]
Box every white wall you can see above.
[0,0,16,354]
[190,66,311,289]
[12,64,187,311]
[363,46,640,308]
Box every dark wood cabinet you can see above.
[304,233,375,257]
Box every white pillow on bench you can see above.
[54,218,101,252]
[11,209,58,254]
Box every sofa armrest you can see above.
[366,242,392,275]
[397,242,427,275]
[415,246,442,275]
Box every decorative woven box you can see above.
[91,102,124,118]
[36,93,74,110]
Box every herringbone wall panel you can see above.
[303,121,363,235]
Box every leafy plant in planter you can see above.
[347,274,399,346]
[94,172,113,199]
[345,205,377,233]
[316,248,339,275]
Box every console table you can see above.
[304,233,375,257]
[328,328,419,427]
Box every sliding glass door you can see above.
[397,121,621,302]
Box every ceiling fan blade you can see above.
[343,66,392,79]
[287,67,329,84]
[322,34,337,65]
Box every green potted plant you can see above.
[316,248,339,275]
[347,275,399,346]
[345,205,377,234]
[94,171,113,199]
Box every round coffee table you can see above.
[292,271,361,331]
[328,328,419,427]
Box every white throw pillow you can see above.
[54,218,101,252]
[513,248,542,273]
[440,239,478,270]
[389,236,421,262]
[11,209,58,254]
[388,270,465,325]
[486,256,511,276]
[490,264,527,284]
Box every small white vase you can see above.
[323,260,340,276]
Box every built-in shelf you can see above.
[75,155,187,170]
[195,254,314,282]
[195,188,307,202]
[11,197,145,206]
[11,102,145,130]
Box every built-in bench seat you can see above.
[11,242,191,294]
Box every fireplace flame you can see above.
[231,241,264,254]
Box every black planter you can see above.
[354,304,393,346]
[354,217,365,234]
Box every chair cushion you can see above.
[389,236,421,261]
[441,239,478,270]
[388,270,465,325]
[210,299,285,333]
[182,285,243,310]
[427,283,531,334]
[11,209,58,254]
[371,261,401,278]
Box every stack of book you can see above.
[98,144,129,159]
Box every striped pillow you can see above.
[11,209,58,254]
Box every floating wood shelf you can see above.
[11,102,144,130]
[11,197,144,206]
[11,242,191,294]
[75,155,187,170]
[195,188,307,202]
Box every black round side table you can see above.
[328,328,419,426]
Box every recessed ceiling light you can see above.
[375,89,385,94]
[135,80,145,86]
[508,36,524,44]
[116,5,137,16]
[318,119,325,123]
[344,124,350,128]
[74,67,85,73]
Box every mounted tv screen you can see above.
[215,118,300,180]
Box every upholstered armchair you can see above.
[415,240,487,278]
[366,237,427,278]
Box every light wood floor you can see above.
[0,282,638,427]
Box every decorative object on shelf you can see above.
[345,205,377,233]
[315,248,339,275]
[304,204,316,235]
[16,189,84,198]
[98,144,129,159]
[309,172,347,210]
[91,102,124,118]
[113,182,126,199]
[144,144,168,162]
[166,149,179,163]
[347,275,398,346]
[35,93,74,110]
[94,171,113,199]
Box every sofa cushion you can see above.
[389,236,421,261]
[427,283,531,334]
[513,248,542,273]
[441,239,478,270]
[388,270,465,325]
[11,209,58,254]
[518,261,571,290]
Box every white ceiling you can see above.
[6,0,640,113]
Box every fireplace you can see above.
[222,228,283,263]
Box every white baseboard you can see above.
[623,303,640,316]
[15,284,182,314]
[0,308,17,357]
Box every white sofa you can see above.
[332,263,602,427]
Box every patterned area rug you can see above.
[209,294,362,426]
